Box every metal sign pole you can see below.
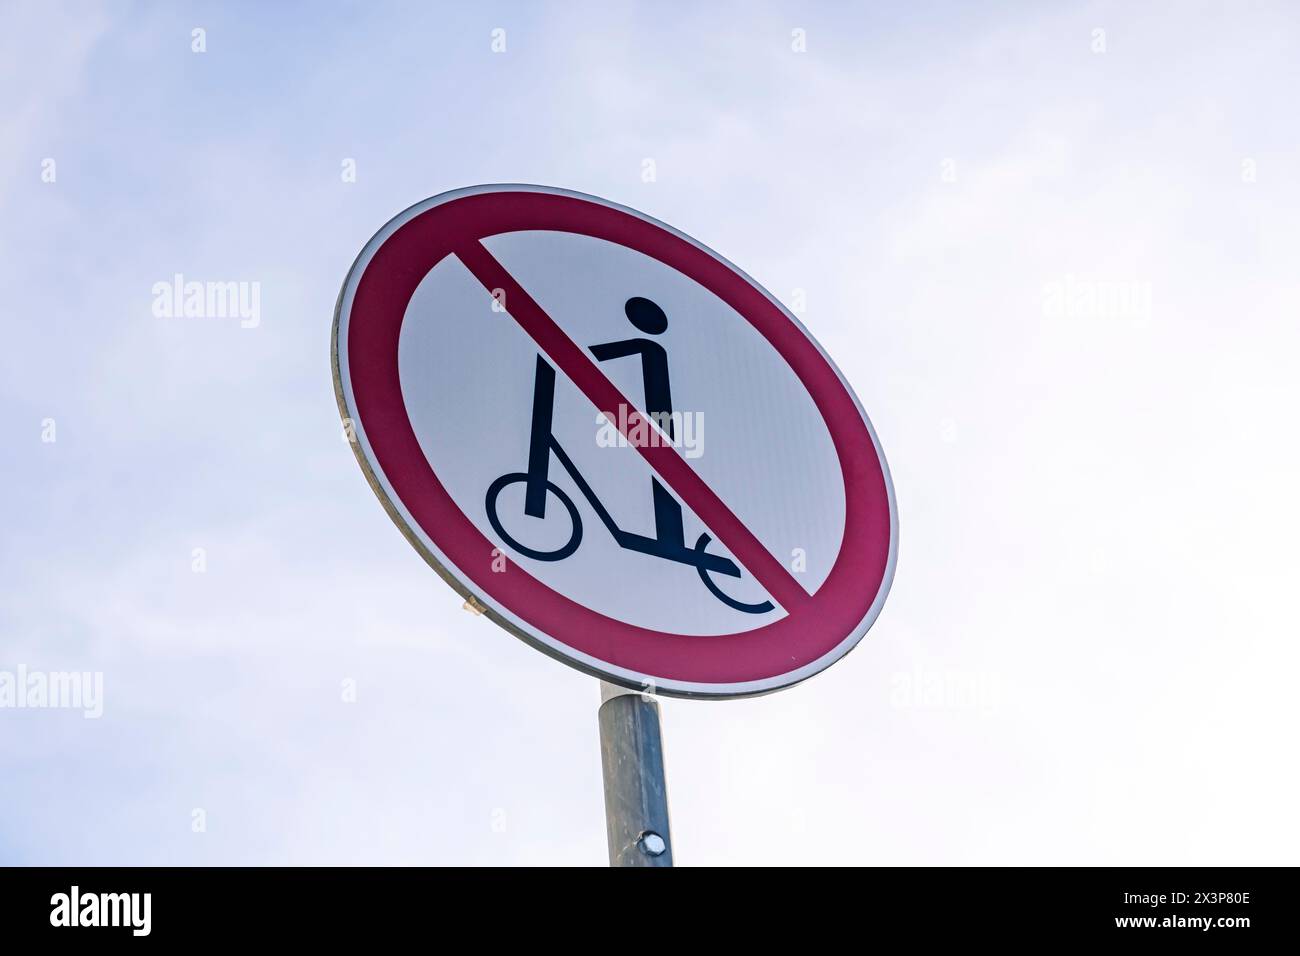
[597,682,673,867]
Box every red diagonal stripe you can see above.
[455,239,813,615]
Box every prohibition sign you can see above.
[333,185,897,698]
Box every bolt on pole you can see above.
[597,681,673,867]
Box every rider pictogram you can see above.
[485,296,775,614]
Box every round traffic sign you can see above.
[333,185,896,698]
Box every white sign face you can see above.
[333,185,896,698]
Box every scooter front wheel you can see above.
[486,473,583,561]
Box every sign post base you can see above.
[597,682,673,867]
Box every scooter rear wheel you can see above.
[693,533,775,614]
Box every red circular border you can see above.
[345,190,891,685]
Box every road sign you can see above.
[332,185,896,698]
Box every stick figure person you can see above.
[590,297,685,553]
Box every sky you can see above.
[1,0,1298,865]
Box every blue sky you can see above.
[2,0,1298,864]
